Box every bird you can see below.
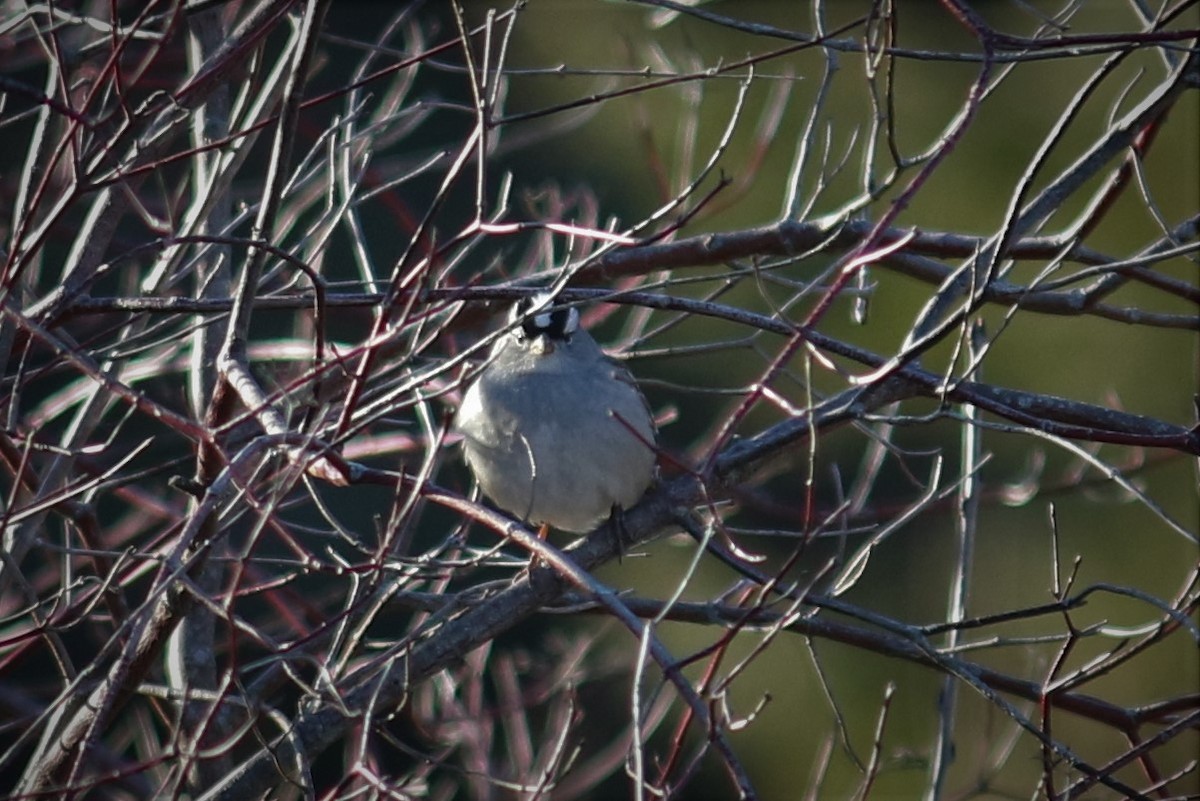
[454,292,657,534]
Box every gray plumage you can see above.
[455,296,656,533]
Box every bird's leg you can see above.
[523,522,550,572]
[609,503,628,562]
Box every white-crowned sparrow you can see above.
[455,293,657,533]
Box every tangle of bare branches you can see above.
[1,2,1196,799]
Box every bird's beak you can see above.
[529,334,555,355]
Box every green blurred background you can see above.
[335,1,1198,797]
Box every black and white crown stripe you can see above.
[509,292,580,342]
